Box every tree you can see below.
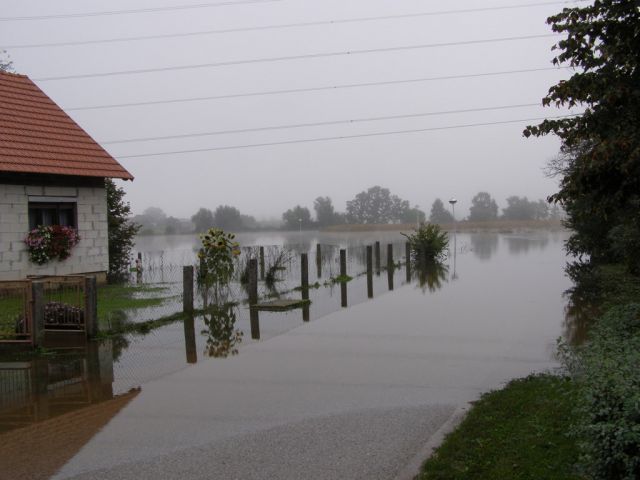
[400,206,426,224]
[165,216,181,235]
[429,199,454,224]
[502,196,537,220]
[240,214,258,230]
[105,179,140,279]
[282,205,312,229]
[468,192,498,221]
[213,205,243,231]
[314,196,337,226]
[0,49,13,72]
[346,186,411,224]
[191,208,214,233]
[524,0,640,272]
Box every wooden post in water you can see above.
[183,315,197,364]
[374,241,381,275]
[316,243,322,278]
[84,276,98,338]
[301,253,310,322]
[259,246,265,281]
[136,252,143,283]
[31,281,45,347]
[340,248,348,307]
[366,245,373,298]
[248,258,260,339]
[387,244,394,291]
[405,242,412,282]
[183,266,194,314]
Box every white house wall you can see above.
[0,183,108,280]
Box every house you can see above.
[0,71,133,281]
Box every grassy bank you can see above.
[419,375,581,480]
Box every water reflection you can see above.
[469,234,499,260]
[201,303,243,358]
[412,262,449,293]
[505,236,549,255]
[0,341,115,434]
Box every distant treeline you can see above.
[135,187,564,234]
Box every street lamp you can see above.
[298,217,302,235]
[448,198,458,280]
[448,198,457,229]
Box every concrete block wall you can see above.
[0,183,109,280]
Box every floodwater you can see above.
[0,229,573,479]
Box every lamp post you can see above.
[448,198,457,232]
[298,218,302,235]
[448,198,458,280]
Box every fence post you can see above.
[366,245,373,298]
[301,253,309,322]
[84,276,98,338]
[340,248,348,307]
[374,241,381,275]
[316,243,322,278]
[183,265,194,314]
[183,315,197,364]
[31,281,45,347]
[387,244,394,291]
[405,242,412,282]
[259,246,265,281]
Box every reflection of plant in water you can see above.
[201,302,243,358]
[413,261,449,293]
[402,224,449,263]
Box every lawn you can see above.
[419,374,582,480]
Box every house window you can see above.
[28,196,77,230]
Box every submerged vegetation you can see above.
[402,223,449,264]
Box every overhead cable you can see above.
[33,34,558,81]
[114,115,579,158]
[101,103,543,144]
[6,1,576,48]
[68,67,568,111]
[0,0,281,22]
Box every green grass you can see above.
[0,283,176,337]
[420,374,582,480]
[97,284,173,317]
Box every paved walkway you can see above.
[54,274,561,480]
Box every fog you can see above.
[0,0,575,220]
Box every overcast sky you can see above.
[1,0,578,220]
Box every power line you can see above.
[114,114,578,158]
[0,0,280,22]
[5,1,576,49]
[101,103,543,144]
[33,34,558,82]
[68,67,568,111]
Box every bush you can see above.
[197,228,240,290]
[402,223,449,263]
[563,304,640,480]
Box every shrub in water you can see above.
[402,223,449,263]
[197,228,240,289]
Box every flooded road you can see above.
[1,229,572,479]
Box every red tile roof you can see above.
[0,71,133,180]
